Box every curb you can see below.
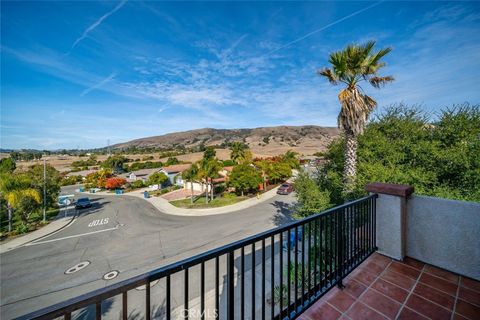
[0,212,77,254]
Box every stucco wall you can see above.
[407,195,480,280]
[375,194,405,260]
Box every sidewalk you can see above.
[89,185,285,216]
[76,171,297,216]
[133,184,283,216]
[0,209,76,254]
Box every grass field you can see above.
[170,194,249,209]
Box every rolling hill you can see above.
[112,125,340,156]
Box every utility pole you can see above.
[43,157,46,222]
[107,139,111,156]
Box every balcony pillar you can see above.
[365,182,414,261]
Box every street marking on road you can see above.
[65,261,90,274]
[26,226,120,246]
[103,270,119,280]
[88,218,109,227]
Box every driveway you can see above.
[0,186,296,319]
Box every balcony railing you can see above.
[18,194,377,320]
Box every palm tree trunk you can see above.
[210,182,214,200]
[190,181,194,204]
[343,132,358,193]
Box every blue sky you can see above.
[1,1,479,150]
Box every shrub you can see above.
[105,177,127,190]
[131,180,145,189]
[222,159,236,166]
[222,193,237,200]
[15,223,29,234]
[214,184,226,194]
[147,172,168,186]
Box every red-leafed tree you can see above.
[105,177,126,190]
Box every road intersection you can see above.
[0,186,296,319]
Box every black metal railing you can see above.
[18,194,377,320]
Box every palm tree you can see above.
[254,159,271,191]
[230,142,247,164]
[318,41,393,192]
[182,164,199,204]
[281,150,299,168]
[198,158,223,203]
[6,189,41,224]
[0,174,41,229]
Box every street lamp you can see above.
[43,157,46,222]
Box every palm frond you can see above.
[337,88,377,135]
[317,68,338,85]
[361,40,376,56]
[370,47,392,66]
[7,188,41,208]
[369,76,395,88]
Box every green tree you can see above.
[25,164,61,211]
[102,155,127,173]
[281,150,300,169]
[317,104,480,204]
[254,159,271,190]
[432,105,480,200]
[318,41,394,194]
[147,172,168,187]
[8,188,42,225]
[268,162,292,184]
[165,157,180,166]
[228,164,262,196]
[0,158,16,174]
[0,173,41,229]
[203,147,216,161]
[182,163,199,204]
[85,169,112,189]
[230,142,248,164]
[198,158,223,202]
[293,170,330,218]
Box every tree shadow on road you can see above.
[76,198,111,217]
[270,200,295,226]
[72,298,113,320]
[71,297,166,320]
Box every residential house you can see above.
[159,164,191,187]
[183,166,232,192]
[66,169,99,180]
[121,168,161,183]
[218,166,233,178]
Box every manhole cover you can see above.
[65,261,90,274]
[135,279,159,291]
[103,270,119,280]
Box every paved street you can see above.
[0,186,296,319]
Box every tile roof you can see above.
[161,164,191,173]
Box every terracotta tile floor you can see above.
[298,253,480,320]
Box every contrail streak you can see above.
[81,72,116,96]
[264,1,384,57]
[71,0,128,50]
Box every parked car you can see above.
[75,197,92,209]
[277,183,294,195]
